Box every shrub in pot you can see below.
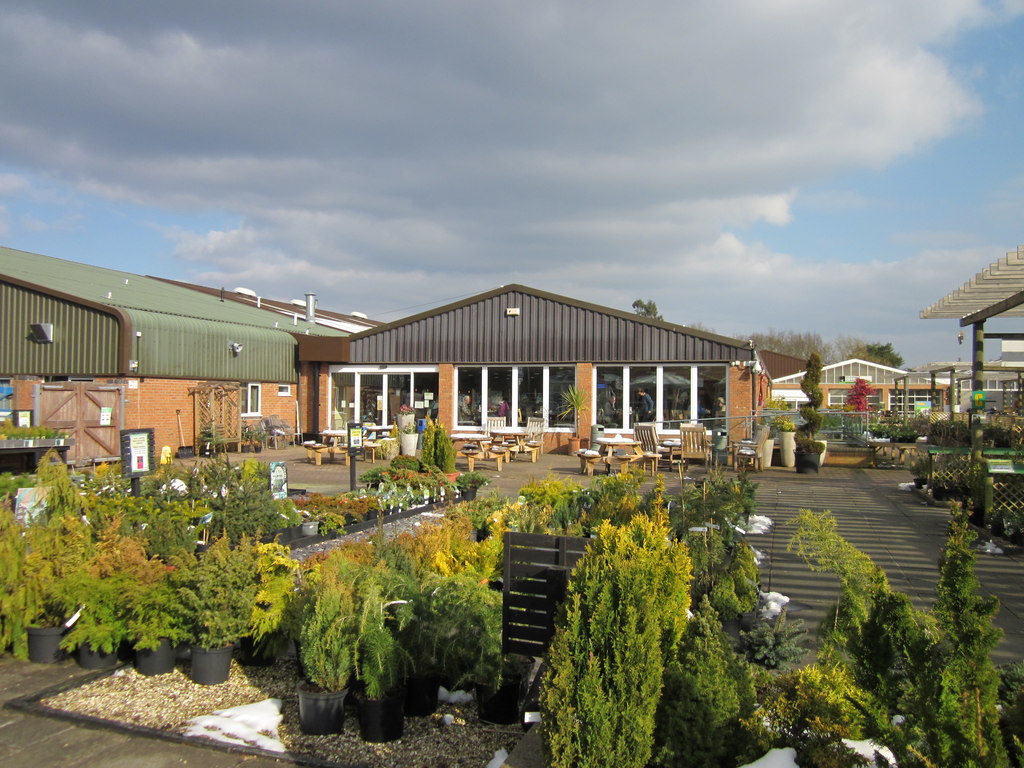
[455,471,490,501]
[298,554,359,735]
[59,525,161,669]
[795,353,825,473]
[127,566,190,676]
[353,570,412,742]
[242,541,301,665]
[173,534,259,684]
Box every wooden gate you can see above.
[37,382,123,465]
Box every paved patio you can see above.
[3,447,1024,767]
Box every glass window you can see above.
[549,366,576,429]
[518,367,544,424]
[331,372,355,429]
[487,367,514,423]
[276,384,291,396]
[360,374,383,424]
[457,367,482,427]
[595,367,625,430]
[413,372,439,421]
[242,383,261,416]
[662,366,691,425]
[697,366,727,426]
[630,366,657,426]
[387,373,411,423]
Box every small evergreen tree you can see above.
[654,596,757,767]
[541,516,692,768]
[798,353,825,453]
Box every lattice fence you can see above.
[190,383,241,447]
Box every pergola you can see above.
[920,243,1024,467]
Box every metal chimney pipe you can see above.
[305,293,316,322]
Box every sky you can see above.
[2,1,1024,367]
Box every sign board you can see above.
[348,423,363,449]
[14,410,32,428]
[987,459,1024,475]
[270,461,288,499]
[120,428,155,477]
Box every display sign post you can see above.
[348,422,362,491]
[120,428,155,497]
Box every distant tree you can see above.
[748,329,832,361]
[845,378,876,412]
[632,299,663,320]
[863,342,904,369]
[685,321,717,333]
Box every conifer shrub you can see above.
[739,610,807,670]
[654,596,757,768]
[541,515,692,768]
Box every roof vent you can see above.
[289,299,306,307]
[235,287,257,297]
[351,311,368,319]
[305,293,317,322]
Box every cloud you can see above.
[0,1,1019,363]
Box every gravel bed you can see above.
[43,659,521,768]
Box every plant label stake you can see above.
[348,422,362,491]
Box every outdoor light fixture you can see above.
[505,307,521,316]
[958,331,964,345]
[228,341,244,355]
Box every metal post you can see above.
[348,421,360,492]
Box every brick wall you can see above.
[438,364,455,430]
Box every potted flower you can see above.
[398,409,419,457]
[771,416,797,468]
[795,353,826,474]
[395,404,416,433]
[173,534,259,685]
[455,471,490,501]
[298,555,360,735]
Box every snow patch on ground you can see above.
[739,747,798,767]
[183,698,284,752]
[438,686,474,705]
[751,546,766,565]
[746,515,773,534]
[759,591,790,620]
[844,738,897,766]
[897,482,916,491]
[486,748,509,768]
[978,540,1004,555]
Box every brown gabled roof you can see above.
[759,350,806,380]
[350,283,750,349]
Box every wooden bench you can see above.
[576,450,604,476]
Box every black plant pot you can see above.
[189,644,234,685]
[298,684,348,735]
[913,477,925,489]
[794,451,820,475]
[404,675,442,717]
[135,638,176,676]
[356,690,405,743]
[27,626,66,664]
[991,519,1006,538]
[460,487,478,501]
[969,503,986,528]
[476,679,522,725]
[237,636,276,667]
[77,641,119,670]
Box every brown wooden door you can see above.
[38,383,122,465]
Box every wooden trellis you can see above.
[189,383,241,449]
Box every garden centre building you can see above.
[336,284,766,450]
[0,247,369,464]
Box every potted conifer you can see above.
[795,353,826,474]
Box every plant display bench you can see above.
[0,438,72,472]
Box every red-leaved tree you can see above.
[845,378,876,412]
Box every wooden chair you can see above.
[732,426,769,471]
[521,417,545,463]
[264,415,298,447]
[634,423,670,476]
[486,416,519,461]
[678,425,712,469]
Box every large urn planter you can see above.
[355,690,405,743]
[794,451,821,475]
[778,432,796,468]
[189,645,234,685]
[399,432,419,457]
[760,438,775,469]
[135,638,176,676]
[27,626,66,664]
[298,684,348,735]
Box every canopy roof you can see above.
[920,244,1024,325]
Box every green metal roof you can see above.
[0,247,347,335]
[1,246,348,379]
